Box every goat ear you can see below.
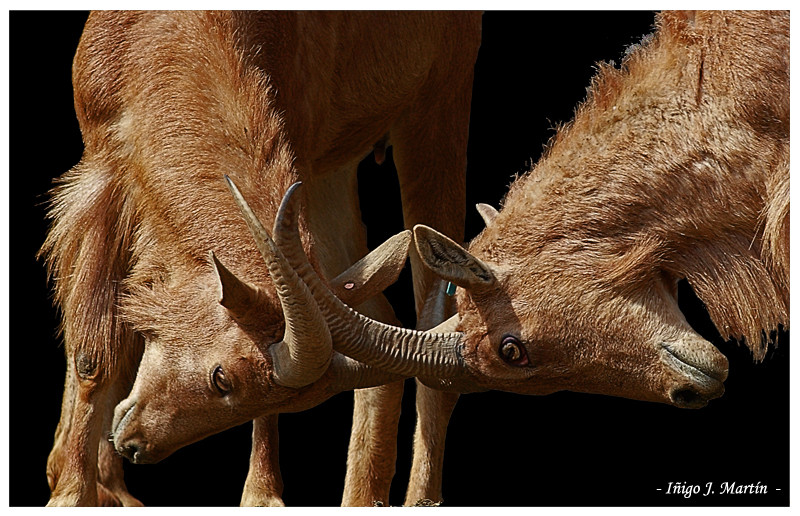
[475,203,499,228]
[209,251,261,316]
[413,225,496,290]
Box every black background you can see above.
[9,11,789,507]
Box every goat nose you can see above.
[117,441,141,463]
[668,382,724,409]
[669,386,705,408]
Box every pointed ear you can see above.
[475,203,499,228]
[412,225,496,290]
[330,230,412,306]
[209,251,261,317]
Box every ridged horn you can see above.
[224,176,332,389]
[326,353,406,393]
[272,181,469,379]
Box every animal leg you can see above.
[404,279,460,505]
[46,375,111,506]
[241,414,285,506]
[390,78,470,314]
[47,340,141,506]
[96,439,142,507]
[391,71,472,504]
[339,275,407,506]
[95,378,143,507]
[303,163,408,506]
[342,380,405,506]
[404,382,459,505]
[46,363,78,504]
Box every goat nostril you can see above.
[670,387,705,408]
[118,442,140,462]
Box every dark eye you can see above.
[211,365,232,396]
[498,335,529,367]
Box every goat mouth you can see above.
[111,400,137,438]
[660,343,727,408]
[660,343,728,382]
[111,401,156,463]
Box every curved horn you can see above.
[224,176,332,389]
[326,353,405,393]
[272,182,469,379]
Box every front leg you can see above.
[342,380,405,506]
[48,348,142,507]
[96,437,144,507]
[341,293,406,506]
[241,414,285,506]
[96,375,144,507]
[404,383,459,505]
[46,377,111,506]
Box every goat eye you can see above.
[499,335,529,367]
[211,365,232,395]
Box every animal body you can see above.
[39,10,480,506]
[273,9,789,501]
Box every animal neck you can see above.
[114,12,307,286]
[479,11,788,357]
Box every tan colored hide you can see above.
[277,10,788,502]
[39,11,480,507]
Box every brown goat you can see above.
[40,11,480,506]
[268,10,788,500]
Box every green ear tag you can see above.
[445,282,457,296]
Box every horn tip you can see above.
[285,181,303,199]
[209,250,222,267]
[224,175,244,200]
[398,229,413,244]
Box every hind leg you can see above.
[341,294,406,506]
[404,383,459,504]
[302,164,407,506]
[404,281,461,505]
[391,70,473,505]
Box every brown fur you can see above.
[477,10,788,359]
[41,11,480,506]
[278,11,788,504]
[403,11,787,431]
